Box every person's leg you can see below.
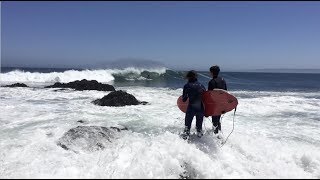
[195,112,204,137]
[212,115,221,134]
[185,111,195,131]
[182,109,195,139]
[195,112,204,132]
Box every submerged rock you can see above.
[45,79,115,91]
[92,90,148,106]
[57,125,127,152]
[179,162,198,179]
[110,126,128,132]
[140,101,148,105]
[3,83,28,87]
[53,88,70,92]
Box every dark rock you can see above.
[45,79,115,91]
[3,83,28,87]
[140,101,149,105]
[110,126,128,132]
[92,90,148,106]
[53,88,69,92]
[60,144,69,150]
[57,125,127,152]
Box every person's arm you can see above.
[223,79,227,91]
[202,84,209,117]
[182,84,188,102]
[208,80,213,91]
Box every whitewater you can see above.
[1,68,320,178]
[0,67,167,84]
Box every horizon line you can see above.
[2,66,320,73]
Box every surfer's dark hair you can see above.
[185,70,197,81]
[210,65,220,75]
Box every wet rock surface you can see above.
[3,83,28,87]
[92,90,148,106]
[45,79,115,91]
[57,125,128,152]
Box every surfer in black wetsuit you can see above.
[208,65,227,135]
[181,70,206,139]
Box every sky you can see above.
[1,1,320,71]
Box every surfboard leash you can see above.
[220,106,237,148]
[197,72,212,80]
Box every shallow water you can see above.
[1,86,320,178]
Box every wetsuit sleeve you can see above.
[182,84,188,102]
[208,80,214,91]
[223,79,227,90]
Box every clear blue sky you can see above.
[2,1,320,71]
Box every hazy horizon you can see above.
[2,64,320,74]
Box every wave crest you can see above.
[0,67,167,83]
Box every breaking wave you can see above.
[0,67,168,83]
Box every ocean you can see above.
[0,67,320,178]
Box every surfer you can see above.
[181,70,206,139]
[208,65,228,134]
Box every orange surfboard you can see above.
[177,89,238,116]
[177,96,189,113]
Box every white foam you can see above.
[0,87,319,178]
[0,67,167,84]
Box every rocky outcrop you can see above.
[3,83,28,87]
[45,79,115,91]
[92,90,148,106]
[57,125,127,152]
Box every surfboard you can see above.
[177,89,238,116]
[177,96,189,113]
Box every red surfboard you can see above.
[177,89,238,116]
[177,96,189,113]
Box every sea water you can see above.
[0,67,320,178]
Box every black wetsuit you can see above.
[182,79,206,131]
[208,76,227,132]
